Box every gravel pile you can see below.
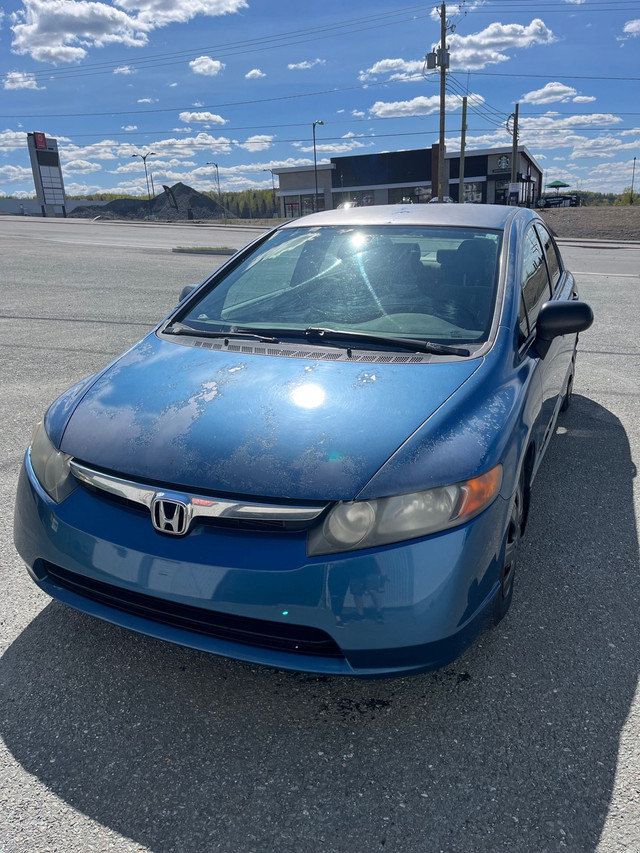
[538,205,640,242]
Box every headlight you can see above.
[29,421,77,503]
[307,465,503,556]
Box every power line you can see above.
[1,6,430,82]
[3,0,637,84]
[3,66,639,121]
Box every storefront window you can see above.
[388,186,429,204]
[462,181,484,203]
[301,194,325,215]
[495,180,509,205]
[283,196,300,218]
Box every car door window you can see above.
[521,227,552,329]
[535,224,562,291]
[518,293,530,346]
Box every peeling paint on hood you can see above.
[59,333,481,501]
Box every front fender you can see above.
[358,328,542,501]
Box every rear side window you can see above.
[521,227,551,328]
[536,223,562,290]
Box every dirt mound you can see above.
[69,182,224,221]
[538,205,640,241]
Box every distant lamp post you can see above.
[631,156,636,206]
[263,168,276,215]
[312,120,324,213]
[132,151,156,219]
[206,161,223,219]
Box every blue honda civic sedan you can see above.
[14,204,592,677]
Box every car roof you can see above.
[280,203,534,232]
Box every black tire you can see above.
[492,469,525,625]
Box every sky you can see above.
[0,0,639,200]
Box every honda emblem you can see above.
[151,497,190,536]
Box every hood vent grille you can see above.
[190,338,427,364]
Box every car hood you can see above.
[58,334,481,501]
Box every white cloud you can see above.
[0,129,32,152]
[10,0,247,63]
[369,93,468,119]
[138,132,234,158]
[245,68,266,79]
[287,58,325,70]
[121,125,137,131]
[623,19,640,36]
[3,71,44,90]
[117,0,247,28]
[111,156,198,174]
[10,0,149,63]
[359,58,423,83]
[0,164,33,182]
[522,82,579,104]
[63,158,102,174]
[359,20,555,87]
[569,135,638,159]
[114,65,134,74]
[137,97,157,103]
[179,111,227,125]
[293,138,370,156]
[448,19,555,70]
[169,82,178,87]
[189,56,225,76]
[236,134,274,152]
[521,82,597,106]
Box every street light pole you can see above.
[631,156,636,205]
[312,120,324,213]
[263,168,276,215]
[132,151,156,219]
[206,161,223,219]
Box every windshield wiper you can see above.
[303,327,471,357]
[164,322,279,343]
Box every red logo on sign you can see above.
[34,132,47,150]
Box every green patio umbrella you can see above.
[546,180,571,195]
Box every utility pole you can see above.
[427,5,451,202]
[507,104,519,205]
[459,96,467,203]
[631,156,636,205]
[437,3,448,202]
[312,120,324,213]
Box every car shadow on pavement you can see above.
[1,395,638,853]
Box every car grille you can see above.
[43,561,343,659]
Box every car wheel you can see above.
[493,470,525,625]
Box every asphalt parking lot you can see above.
[1,218,639,853]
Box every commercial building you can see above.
[273,145,543,217]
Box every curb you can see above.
[172,247,236,256]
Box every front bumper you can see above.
[14,454,509,677]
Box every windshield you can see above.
[178,225,502,346]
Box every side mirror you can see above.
[179,284,198,302]
[535,300,593,357]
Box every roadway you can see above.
[1,217,638,853]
